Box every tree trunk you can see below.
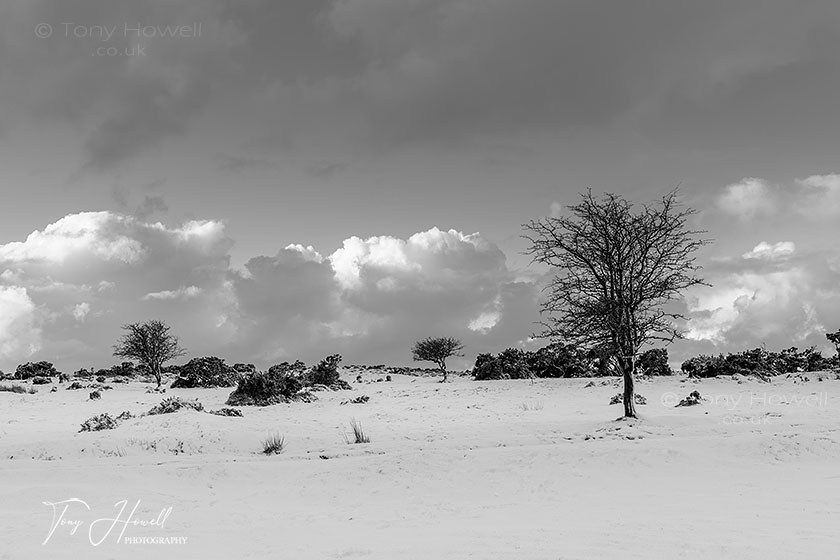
[439,361,448,382]
[153,363,162,389]
[621,355,637,418]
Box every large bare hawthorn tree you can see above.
[113,320,186,389]
[524,190,710,418]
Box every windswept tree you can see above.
[524,190,710,418]
[113,320,186,389]
[827,329,840,363]
[412,336,464,382]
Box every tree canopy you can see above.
[524,190,710,416]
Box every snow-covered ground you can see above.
[1,371,839,559]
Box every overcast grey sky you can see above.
[0,0,838,371]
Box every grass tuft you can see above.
[344,418,370,444]
[262,433,286,455]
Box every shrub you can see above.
[340,395,370,405]
[226,368,304,406]
[472,353,506,380]
[170,356,239,388]
[610,393,647,405]
[304,355,342,386]
[675,391,703,407]
[682,346,833,378]
[0,383,35,394]
[473,343,594,380]
[637,348,672,376]
[529,343,592,378]
[146,397,204,415]
[80,413,119,432]
[681,354,730,377]
[15,361,59,380]
[208,407,243,417]
[31,376,52,385]
[262,433,286,455]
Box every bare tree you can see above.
[412,336,464,382]
[827,329,840,363]
[524,190,710,418]
[113,320,186,389]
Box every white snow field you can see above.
[1,372,839,559]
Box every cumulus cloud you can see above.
[742,241,795,261]
[717,175,840,222]
[717,178,777,219]
[0,211,234,369]
[0,211,538,370]
[0,212,146,265]
[0,286,40,362]
[794,174,840,217]
[142,285,202,301]
[685,250,840,355]
[72,302,91,322]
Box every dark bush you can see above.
[529,343,593,378]
[233,363,256,374]
[208,407,243,417]
[676,391,703,407]
[473,343,594,380]
[637,348,672,376]
[32,376,52,385]
[226,368,304,406]
[681,354,730,377]
[0,383,35,394]
[15,361,59,380]
[170,356,239,388]
[79,413,118,432]
[94,362,142,378]
[147,397,204,415]
[681,346,834,378]
[472,353,506,380]
[304,354,342,386]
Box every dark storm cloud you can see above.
[1,0,246,171]
[216,155,274,173]
[134,195,168,220]
[6,0,840,165]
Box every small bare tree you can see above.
[113,320,186,389]
[827,329,840,364]
[524,190,710,418]
[412,336,464,382]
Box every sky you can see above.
[0,0,839,373]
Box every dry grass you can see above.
[262,433,286,455]
[344,418,370,444]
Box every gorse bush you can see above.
[79,413,119,432]
[146,397,204,415]
[0,384,35,394]
[681,346,835,378]
[227,369,300,406]
[304,355,342,386]
[170,356,239,388]
[15,361,59,380]
[636,348,672,376]
[473,343,593,380]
